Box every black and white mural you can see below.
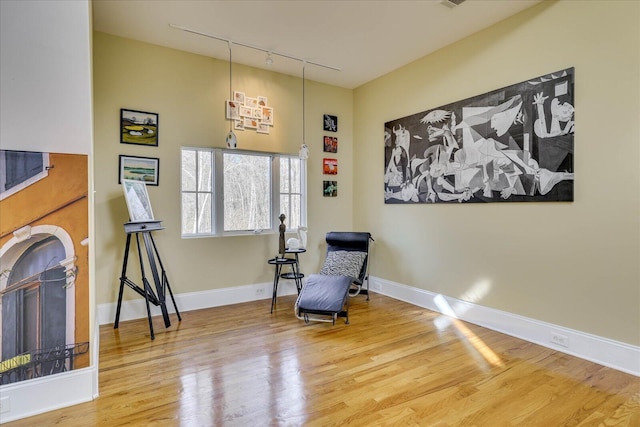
[384,68,574,204]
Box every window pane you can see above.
[280,158,289,192]
[291,159,300,193]
[290,194,301,229]
[223,153,271,231]
[182,193,197,234]
[280,195,290,228]
[181,150,196,191]
[198,151,212,192]
[197,193,212,233]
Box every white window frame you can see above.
[181,147,306,238]
[279,155,306,232]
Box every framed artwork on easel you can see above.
[122,179,154,222]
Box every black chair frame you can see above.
[295,231,373,324]
[325,231,373,299]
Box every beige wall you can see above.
[354,0,640,346]
[93,33,353,306]
[94,1,639,347]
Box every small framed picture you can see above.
[119,155,160,186]
[323,181,338,197]
[323,158,338,175]
[244,117,259,129]
[234,120,245,131]
[261,107,274,125]
[323,114,337,132]
[240,105,252,117]
[252,108,263,120]
[121,108,158,146]
[257,96,268,106]
[226,100,240,120]
[122,179,154,222]
[234,91,245,105]
[245,97,258,109]
[323,136,338,153]
[257,123,270,134]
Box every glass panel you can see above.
[290,194,301,230]
[291,159,300,193]
[197,193,212,233]
[280,195,290,228]
[181,193,196,234]
[198,151,212,192]
[223,153,271,231]
[23,287,39,352]
[280,157,289,192]
[181,150,196,191]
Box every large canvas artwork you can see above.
[384,68,574,204]
[0,150,89,385]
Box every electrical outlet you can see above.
[256,288,265,297]
[0,396,10,414]
[550,333,569,348]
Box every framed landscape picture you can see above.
[121,108,158,146]
[119,155,160,186]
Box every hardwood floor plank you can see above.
[3,293,638,426]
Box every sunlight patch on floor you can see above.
[433,290,503,368]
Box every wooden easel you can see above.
[114,220,181,340]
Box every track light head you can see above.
[265,52,273,66]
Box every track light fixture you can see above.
[299,60,309,160]
[225,41,237,149]
[265,52,273,66]
[169,23,341,72]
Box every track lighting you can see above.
[265,52,273,66]
[225,41,237,149]
[169,23,341,72]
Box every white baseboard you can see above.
[98,276,638,376]
[97,281,299,326]
[369,276,640,377]
[0,367,96,424]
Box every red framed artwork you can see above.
[323,158,337,175]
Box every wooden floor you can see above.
[6,293,639,426]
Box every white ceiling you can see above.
[92,0,541,89]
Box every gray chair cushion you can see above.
[298,274,352,313]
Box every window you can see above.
[0,150,50,201]
[181,147,306,237]
[280,156,302,231]
[223,152,271,232]
[181,149,213,235]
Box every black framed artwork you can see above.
[323,181,337,197]
[118,155,160,186]
[384,67,574,204]
[121,108,159,146]
[323,114,337,132]
[323,136,338,153]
